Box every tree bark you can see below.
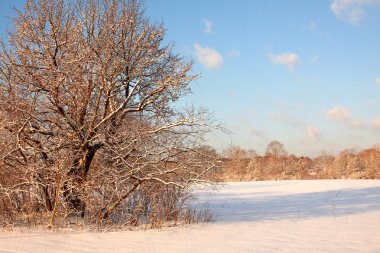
[63,143,102,215]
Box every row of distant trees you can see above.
[217,141,380,181]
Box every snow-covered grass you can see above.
[1,180,380,253]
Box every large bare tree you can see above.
[0,0,219,225]
[265,141,288,158]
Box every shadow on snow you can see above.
[195,184,380,223]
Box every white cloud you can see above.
[373,119,380,129]
[269,52,300,70]
[277,102,304,110]
[249,127,266,138]
[326,106,364,128]
[376,77,380,85]
[270,112,303,126]
[228,49,240,57]
[307,126,321,139]
[326,106,350,120]
[194,43,223,70]
[203,19,212,34]
[330,0,380,25]
[311,54,319,63]
[366,99,377,106]
[239,117,266,139]
[348,119,364,128]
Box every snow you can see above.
[1,180,380,253]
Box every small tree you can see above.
[265,140,288,158]
[0,0,219,226]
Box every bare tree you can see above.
[221,146,254,181]
[265,141,288,158]
[0,0,219,226]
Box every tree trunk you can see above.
[42,186,53,211]
[63,143,102,215]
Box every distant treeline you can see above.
[214,145,380,182]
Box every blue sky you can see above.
[1,0,380,156]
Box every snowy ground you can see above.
[1,180,380,253]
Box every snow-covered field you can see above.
[1,180,380,253]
